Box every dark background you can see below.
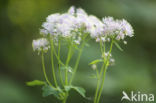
[0,0,156,103]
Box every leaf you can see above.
[114,41,123,51]
[42,84,63,99]
[64,86,72,92]
[60,66,73,73]
[26,80,45,86]
[64,85,86,98]
[89,59,103,65]
[72,86,86,98]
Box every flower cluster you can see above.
[39,6,106,45]
[32,6,134,53]
[102,17,134,40]
[40,6,89,45]
[32,38,50,53]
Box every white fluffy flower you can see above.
[117,19,134,39]
[40,6,104,43]
[102,17,122,37]
[32,38,50,53]
[39,6,134,46]
[40,6,91,45]
[41,13,61,37]
[102,17,134,40]
[86,15,104,38]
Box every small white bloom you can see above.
[109,58,115,65]
[32,38,50,53]
[91,64,97,70]
[110,58,115,63]
[102,52,112,58]
[68,6,75,15]
[123,41,127,44]
[104,52,109,57]
[68,69,72,73]
[107,38,110,42]
[96,38,100,42]
[101,37,106,42]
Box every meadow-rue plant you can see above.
[27,6,134,103]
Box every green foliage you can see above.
[65,85,86,98]
[42,84,63,99]
[114,41,123,51]
[26,80,45,86]
[89,59,103,65]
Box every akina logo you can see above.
[121,91,155,102]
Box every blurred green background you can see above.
[0,0,156,103]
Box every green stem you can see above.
[99,41,106,77]
[96,65,108,103]
[94,40,105,103]
[94,69,100,103]
[64,34,88,102]
[58,40,64,86]
[50,39,58,87]
[69,40,86,85]
[41,52,54,87]
[62,94,68,103]
[69,34,89,85]
[62,99,66,103]
[96,40,114,103]
[53,45,65,66]
[100,38,103,53]
[65,44,72,85]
